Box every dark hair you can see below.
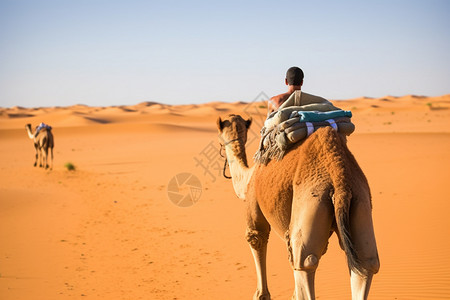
[286,67,304,85]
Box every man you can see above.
[267,66,330,115]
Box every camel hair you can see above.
[25,124,54,170]
[217,114,379,300]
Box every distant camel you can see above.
[25,124,54,170]
[217,114,379,300]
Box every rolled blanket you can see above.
[284,118,355,145]
[265,102,341,128]
[290,110,352,123]
[283,117,352,134]
[278,90,331,109]
[255,106,355,165]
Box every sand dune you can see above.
[1,95,450,299]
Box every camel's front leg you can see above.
[246,200,271,300]
[247,229,270,300]
[38,147,43,167]
[33,144,38,167]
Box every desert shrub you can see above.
[64,162,76,171]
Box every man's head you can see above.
[285,66,304,86]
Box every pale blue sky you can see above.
[0,0,449,107]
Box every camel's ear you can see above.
[245,117,252,129]
[216,117,224,132]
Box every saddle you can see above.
[254,92,355,164]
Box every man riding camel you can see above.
[268,66,331,115]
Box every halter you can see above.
[219,138,240,179]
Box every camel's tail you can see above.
[333,188,366,276]
[321,128,367,276]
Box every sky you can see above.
[0,0,449,107]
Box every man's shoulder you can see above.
[270,92,291,106]
[270,92,291,101]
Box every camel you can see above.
[25,124,54,170]
[217,114,379,300]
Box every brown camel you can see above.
[217,114,379,300]
[25,124,54,170]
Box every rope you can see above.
[219,138,240,179]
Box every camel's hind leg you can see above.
[288,191,334,300]
[42,147,49,169]
[349,200,380,300]
[49,147,54,170]
[246,198,271,300]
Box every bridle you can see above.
[219,138,240,179]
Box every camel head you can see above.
[217,114,252,145]
[217,114,254,198]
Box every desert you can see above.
[1,94,450,299]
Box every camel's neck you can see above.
[224,141,254,200]
[26,126,35,139]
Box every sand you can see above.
[1,95,450,299]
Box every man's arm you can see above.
[267,98,277,115]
